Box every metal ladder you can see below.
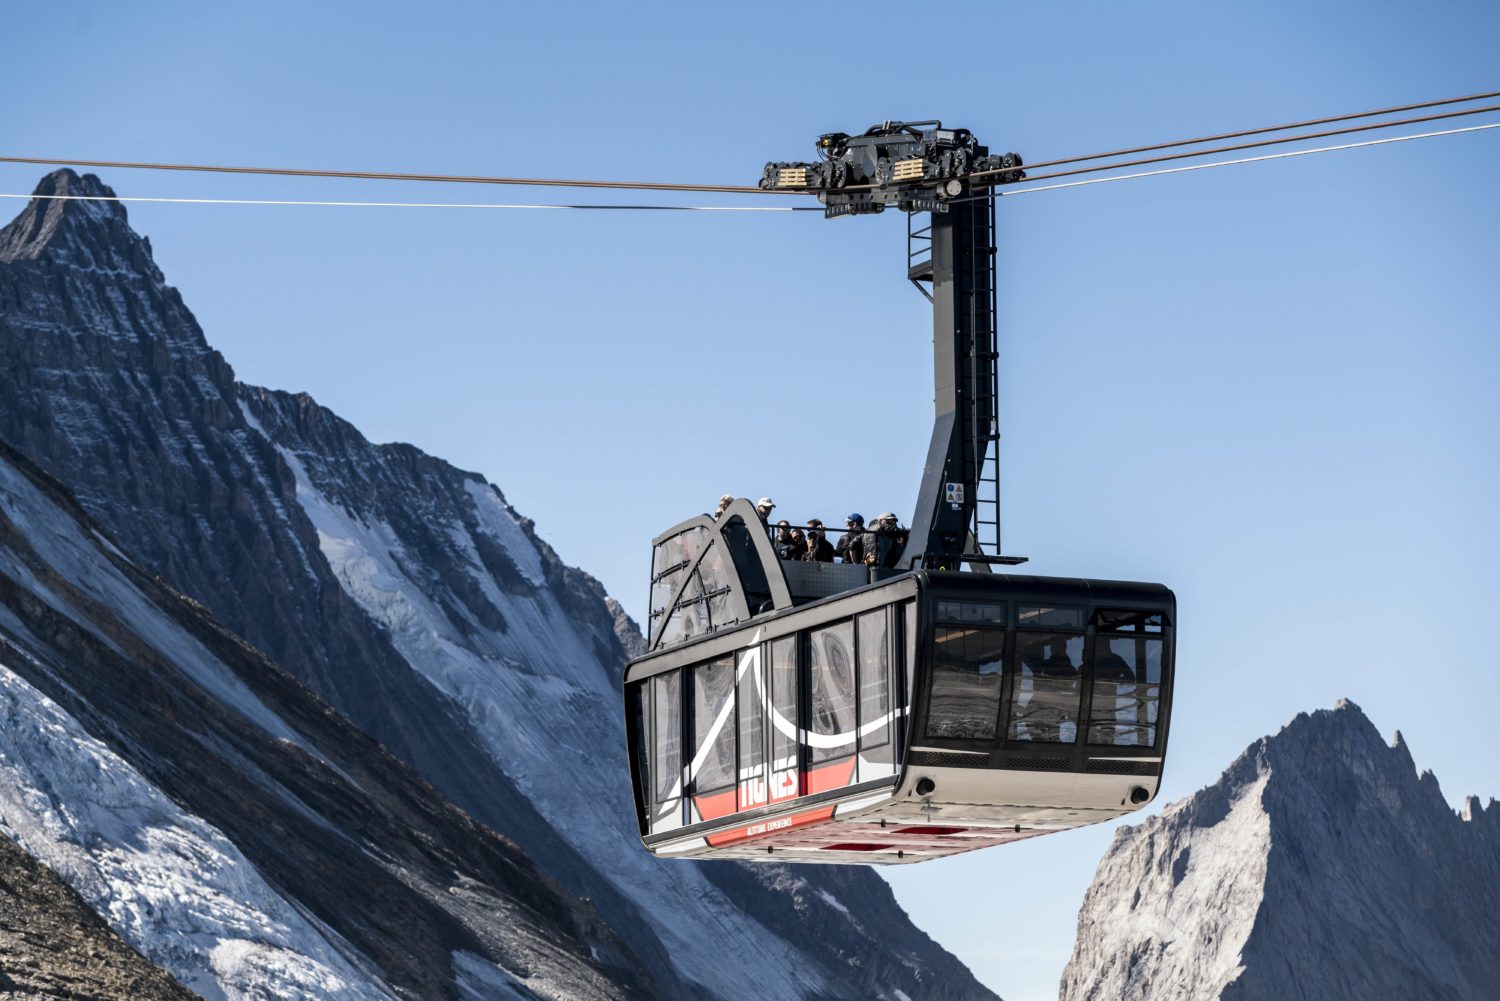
[966,196,1002,558]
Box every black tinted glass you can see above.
[925,626,1005,741]
[936,600,1005,624]
[1008,632,1084,743]
[1093,608,1165,633]
[1017,606,1084,630]
[1087,637,1164,746]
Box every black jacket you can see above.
[834,530,864,565]
[803,532,835,563]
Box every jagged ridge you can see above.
[1060,699,1500,1001]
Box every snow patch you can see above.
[278,449,831,1000]
[816,889,850,916]
[464,480,546,587]
[0,662,392,1001]
[451,951,533,1001]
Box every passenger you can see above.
[714,494,734,519]
[874,512,908,567]
[864,512,905,567]
[756,497,776,527]
[1091,646,1136,746]
[802,519,835,562]
[774,520,802,561]
[1034,644,1081,742]
[789,528,808,560]
[835,514,866,565]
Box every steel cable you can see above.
[971,87,1500,179]
[981,102,1500,187]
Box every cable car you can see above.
[623,123,1175,864]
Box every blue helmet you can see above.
[846,513,864,525]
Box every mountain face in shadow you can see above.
[0,170,995,1001]
[0,440,648,1000]
[1061,700,1500,1001]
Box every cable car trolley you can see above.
[623,122,1175,864]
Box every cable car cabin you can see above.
[624,125,1174,864]
[622,502,1175,865]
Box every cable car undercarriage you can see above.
[622,122,1175,865]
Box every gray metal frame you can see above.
[647,499,792,650]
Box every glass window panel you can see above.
[1092,608,1165,633]
[1008,633,1084,743]
[858,612,890,751]
[935,600,1003,624]
[737,650,767,810]
[627,682,650,822]
[696,541,727,593]
[809,621,857,763]
[659,572,709,646]
[770,637,799,764]
[1087,637,1164,746]
[651,535,686,581]
[925,626,1005,740]
[697,542,735,629]
[650,567,685,635]
[962,602,1004,624]
[652,671,681,804]
[904,602,917,718]
[1017,605,1084,630]
[692,657,736,794]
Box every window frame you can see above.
[1082,630,1166,749]
[922,618,1009,744]
[649,668,684,831]
[807,617,859,766]
[1004,627,1087,747]
[689,655,737,797]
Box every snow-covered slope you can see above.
[0,170,995,1000]
[0,441,649,1000]
[1060,700,1500,1001]
[0,658,387,1001]
[0,819,199,1001]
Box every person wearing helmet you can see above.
[755,497,776,526]
[835,514,865,565]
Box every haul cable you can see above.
[3,89,1495,198]
[974,102,1500,186]
[3,122,1495,211]
[990,122,1500,197]
[986,86,1500,176]
[0,193,821,211]
[0,155,773,195]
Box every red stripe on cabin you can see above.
[705,805,836,848]
[804,758,857,795]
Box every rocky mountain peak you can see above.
[1061,699,1500,1001]
[0,169,159,278]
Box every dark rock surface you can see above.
[0,439,648,1000]
[1060,700,1500,1001]
[0,833,198,1001]
[0,171,995,1001]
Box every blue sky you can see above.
[4,3,1498,998]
